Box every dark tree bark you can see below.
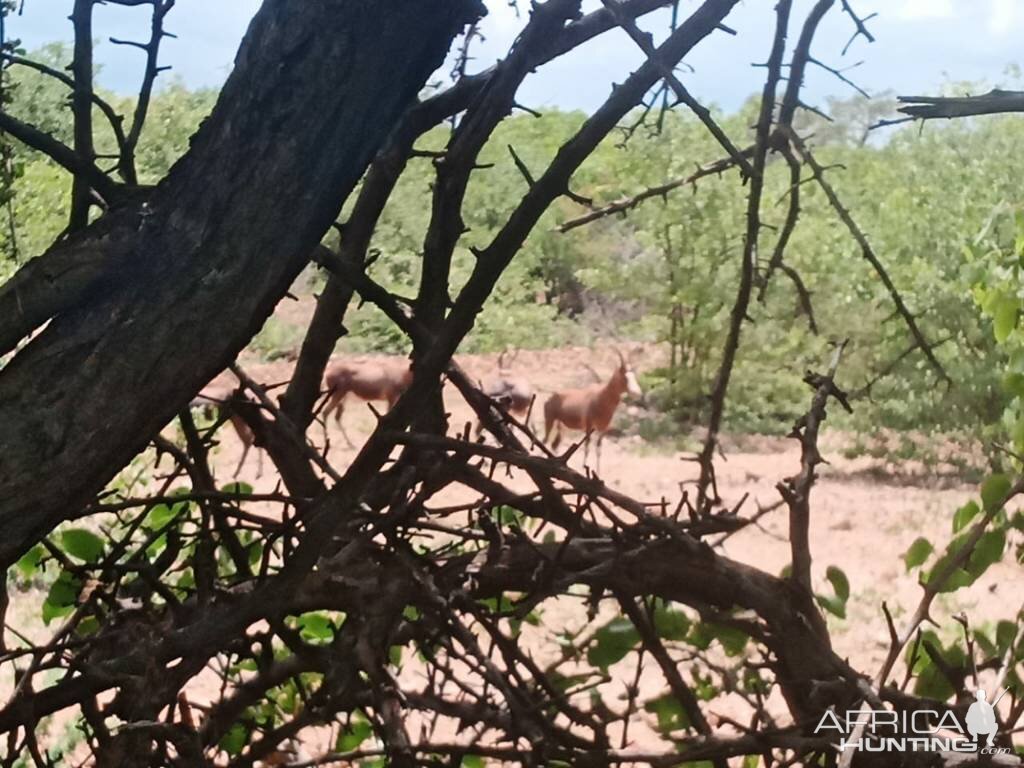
[69,0,96,230]
[0,0,482,567]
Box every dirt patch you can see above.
[12,345,1016,758]
[208,347,1005,685]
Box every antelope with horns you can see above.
[543,349,643,473]
[190,387,262,478]
[323,357,413,447]
[475,349,535,436]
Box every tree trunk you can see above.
[0,0,481,567]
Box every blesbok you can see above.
[323,357,413,447]
[190,387,262,478]
[543,350,643,472]
[475,349,535,436]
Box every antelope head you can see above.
[615,348,644,399]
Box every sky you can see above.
[4,0,1022,115]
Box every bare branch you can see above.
[778,342,849,592]
[557,149,750,232]
[69,0,97,230]
[839,0,876,55]
[599,0,753,177]
[119,0,177,184]
[0,52,128,155]
[0,110,121,204]
[898,88,1024,120]
[788,130,951,386]
[695,0,792,512]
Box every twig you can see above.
[778,341,849,592]
[557,150,750,233]
[599,0,753,178]
[695,0,792,513]
[838,1,875,55]
[787,130,950,386]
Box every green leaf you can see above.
[276,682,298,715]
[993,295,1019,343]
[76,615,100,637]
[297,612,335,643]
[935,567,975,593]
[147,503,177,529]
[221,481,253,495]
[968,528,1006,575]
[914,658,956,701]
[14,544,45,579]
[982,474,1012,511]
[996,620,1018,655]
[219,723,247,756]
[643,693,690,734]
[953,501,981,533]
[816,594,847,619]
[1014,210,1024,257]
[652,604,690,641]
[76,618,100,638]
[709,623,749,656]
[825,565,850,602]
[493,505,524,526]
[688,622,714,650]
[336,715,372,752]
[1003,373,1024,398]
[586,617,639,670]
[45,570,80,609]
[42,600,74,625]
[903,537,933,571]
[461,758,485,768]
[61,528,105,563]
[247,542,264,569]
[974,628,997,657]
[177,569,195,590]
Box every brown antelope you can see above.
[190,387,262,478]
[323,357,413,447]
[475,349,535,436]
[543,350,643,472]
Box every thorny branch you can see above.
[787,129,951,386]
[0,0,1011,766]
[556,149,751,233]
[694,0,792,513]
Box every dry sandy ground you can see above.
[216,346,1007,669]
[191,347,1022,752]
[10,345,1020,761]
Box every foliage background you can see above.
[4,46,1023,459]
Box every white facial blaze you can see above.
[625,369,643,398]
